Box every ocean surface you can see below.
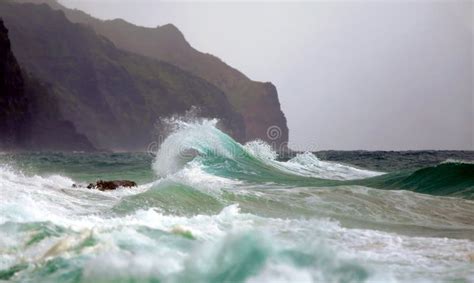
[1,119,474,283]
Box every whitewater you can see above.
[1,119,474,282]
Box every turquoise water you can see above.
[1,119,474,282]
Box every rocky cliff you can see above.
[0,18,95,151]
[0,18,29,149]
[1,2,245,151]
[15,0,289,149]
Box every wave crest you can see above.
[151,118,382,183]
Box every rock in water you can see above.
[85,180,137,191]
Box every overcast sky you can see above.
[59,0,473,150]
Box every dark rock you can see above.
[0,17,95,151]
[86,180,137,191]
[0,18,29,149]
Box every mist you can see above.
[60,0,473,151]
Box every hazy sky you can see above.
[59,0,473,150]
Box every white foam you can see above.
[1,174,473,283]
[442,159,474,165]
[1,150,473,282]
[151,117,382,183]
[283,152,383,180]
[0,166,151,224]
[244,140,278,161]
[169,161,242,194]
[152,118,235,177]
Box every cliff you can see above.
[0,2,245,151]
[0,18,95,151]
[0,18,29,149]
[15,0,289,149]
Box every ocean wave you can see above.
[441,158,474,165]
[1,118,473,282]
[356,161,474,199]
[1,201,472,282]
[148,118,474,201]
[151,118,382,185]
[2,146,474,281]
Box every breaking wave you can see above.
[1,118,474,282]
[151,118,474,199]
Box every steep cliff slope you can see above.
[1,2,245,151]
[0,19,29,149]
[16,0,289,148]
[0,18,95,151]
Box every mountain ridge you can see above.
[1,1,245,151]
[15,0,289,148]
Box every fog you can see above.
[60,0,473,150]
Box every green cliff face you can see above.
[1,2,245,151]
[15,0,289,149]
[0,18,95,151]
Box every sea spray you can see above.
[1,119,474,282]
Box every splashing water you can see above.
[1,118,474,282]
